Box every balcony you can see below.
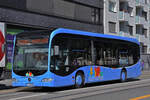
[136,0,145,7]
[135,34,140,41]
[135,16,145,25]
[139,34,147,43]
[119,11,129,22]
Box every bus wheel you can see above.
[120,70,127,82]
[75,72,84,88]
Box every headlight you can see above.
[12,78,17,82]
[41,78,53,82]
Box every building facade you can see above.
[104,0,150,54]
[0,0,103,32]
[1,0,150,77]
[0,0,103,77]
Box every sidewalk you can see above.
[139,70,150,80]
[0,79,14,90]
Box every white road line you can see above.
[8,93,47,100]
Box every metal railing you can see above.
[119,11,129,21]
[136,0,145,6]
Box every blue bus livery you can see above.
[12,28,141,88]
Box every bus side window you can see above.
[70,39,92,67]
[94,40,120,67]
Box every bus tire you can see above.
[75,72,85,88]
[120,70,127,82]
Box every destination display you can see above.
[17,38,48,45]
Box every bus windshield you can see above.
[13,35,49,76]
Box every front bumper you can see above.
[12,82,53,87]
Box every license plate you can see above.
[27,83,33,87]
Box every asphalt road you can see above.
[0,78,150,100]
[77,83,150,100]
[0,71,149,100]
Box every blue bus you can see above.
[12,28,141,88]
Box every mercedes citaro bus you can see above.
[12,28,141,88]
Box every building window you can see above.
[145,0,147,4]
[119,2,128,12]
[109,22,116,33]
[149,27,150,40]
[143,28,147,38]
[91,8,100,24]
[109,1,116,12]
[136,25,142,34]
[74,2,101,24]
[149,10,150,21]
[119,22,124,32]
[142,45,147,54]
[128,7,133,16]
[136,7,141,16]
[142,11,147,21]
[128,25,133,36]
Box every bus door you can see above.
[50,46,75,86]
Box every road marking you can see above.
[130,94,150,100]
[8,93,47,100]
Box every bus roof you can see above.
[51,28,140,45]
